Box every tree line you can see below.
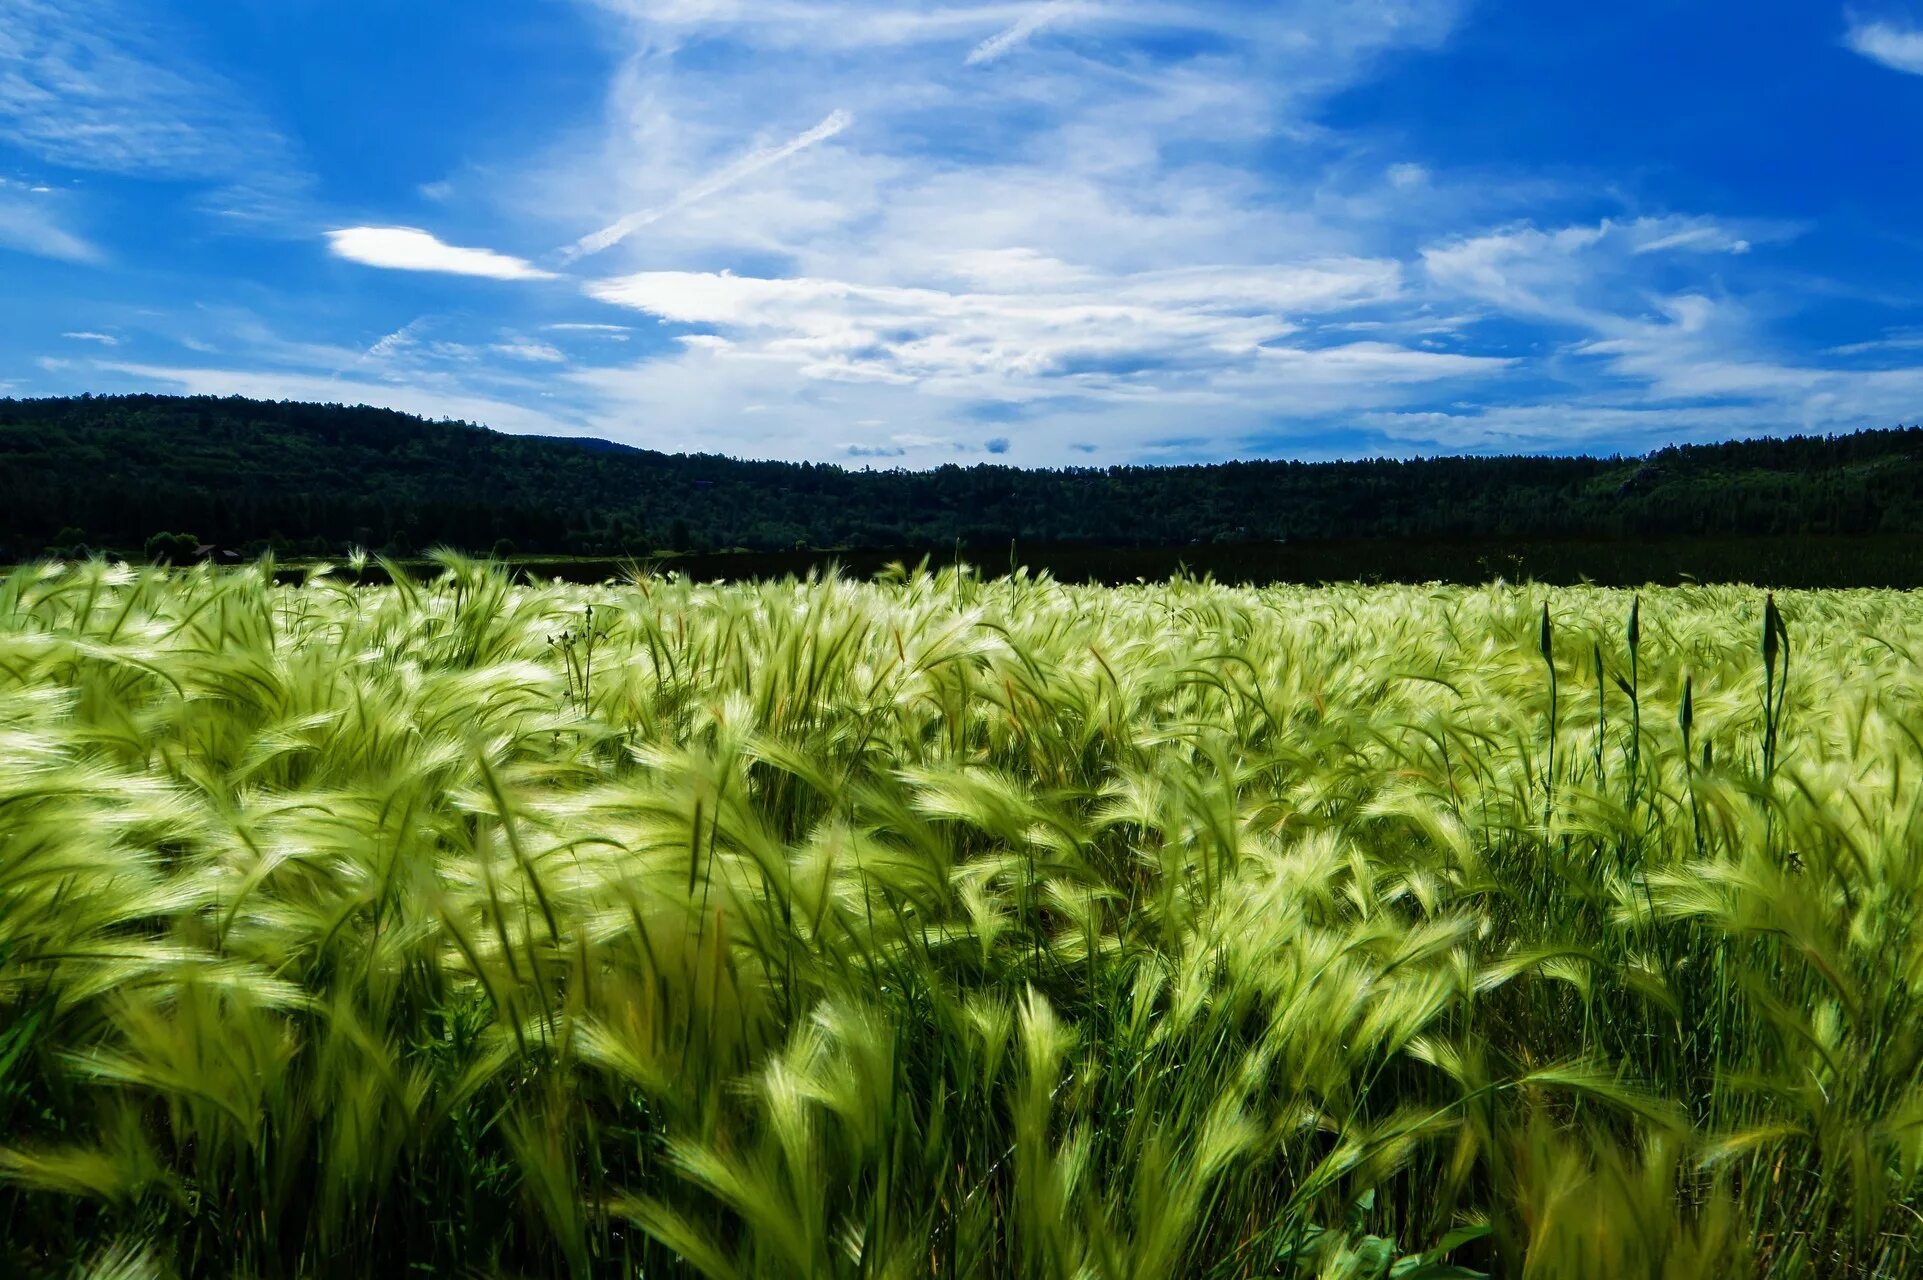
[5,393,1922,561]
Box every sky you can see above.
[5,2,1923,467]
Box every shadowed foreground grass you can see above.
[3,555,1921,1277]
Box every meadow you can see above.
[2,555,1921,1277]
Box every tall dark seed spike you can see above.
[1763,592,1779,676]
[1627,596,1641,655]
[1539,603,1553,662]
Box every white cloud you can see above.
[1422,222,1611,321]
[1630,225,1752,255]
[559,324,1512,464]
[1253,341,1507,383]
[554,249,1527,462]
[1844,15,1923,75]
[61,331,118,344]
[492,341,569,362]
[584,258,1421,395]
[933,247,1094,290]
[1359,403,1776,452]
[1422,216,1782,326]
[326,227,558,280]
[1386,163,1430,190]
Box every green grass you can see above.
[2,553,1921,1277]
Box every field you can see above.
[3,556,1922,1278]
[248,534,1923,593]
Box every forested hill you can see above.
[5,393,1923,559]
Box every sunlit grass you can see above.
[2,553,1920,1277]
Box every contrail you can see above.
[966,1,1075,66]
[561,109,854,262]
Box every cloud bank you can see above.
[1845,15,1923,75]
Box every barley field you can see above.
[3,556,1921,1278]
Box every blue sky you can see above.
[5,1,1923,466]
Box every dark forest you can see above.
[6,394,1922,569]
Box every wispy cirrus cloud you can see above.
[326,227,558,280]
[57,304,607,440]
[528,0,1468,275]
[586,1,1087,51]
[1385,210,1923,452]
[1844,13,1923,75]
[0,0,309,220]
[1422,215,1781,324]
[1827,327,1923,357]
[0,184,100,262]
